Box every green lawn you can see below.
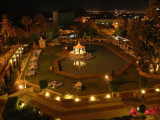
[21,43,160,96]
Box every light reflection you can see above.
[73,60,86,69]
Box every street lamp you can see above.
[105,75,109,80]
[90,96,96,101]
[19,85,23,89]
[155,88,160,92]
[82,19,86,40]
[55,96,61,101]
[75,98,80,102]
[141,89,146,94]
[105,94,111,99]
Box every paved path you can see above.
[24,94,129,120]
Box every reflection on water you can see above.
[73,60,86,70]
[60,45,128,75]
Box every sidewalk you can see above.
[26,94,128,120]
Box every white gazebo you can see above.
[72,41,86,55]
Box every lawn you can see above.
[21,43,160,96]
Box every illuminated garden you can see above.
[1,0,160,119]
[21,41,160,96]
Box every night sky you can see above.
[1,0,149,12]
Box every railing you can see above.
[0,44,21,73]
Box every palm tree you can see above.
[1,14,15,43]
[21,16,32,32]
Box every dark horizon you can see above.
[0,0,149,12]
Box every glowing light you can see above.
[105,94,111,98]
[136,61,139,64]
[45,92,50,97]
[105,75,109,79]
[55,118,61,120]
[19,85,23,89]
[9,59,12,64]
[64,93,73,99]
[22,48,24,50]
[55,96,61,101]
[141,90,146,94]
[20,102,25,108]
[22,103,25,107]
[150,68,154,72]
[75,98,80,102]
[17,54,19,57]
[149,64,154,72]
[155,88,160,92]
[39,111,41,114]
[137,107,139,111]
[156,64,159,71]
[20,51,22,53]
[90,96,96,101]
[14,59,16,62]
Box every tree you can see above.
[127,18,154,61]
[138,104,146,114]
[13,27,27,44]
[85,20,99,37]
[77,20,99,38]
[139,77,148,89]
[21,16,32,32]
[146,0,160,23]
[115,27,124,37]
[109,81,119,97]
[34,13,45,25]
[1,14,16,43]
[145,0,160,58]
[39,80,48,93]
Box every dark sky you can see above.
[1,0,149,12]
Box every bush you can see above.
[138,104,146,114]
[39,80,48,90]
[109,81,119,93]
[2,97,19,120]
[2,97,53,120]
[139,77,148,89]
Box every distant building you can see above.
[53,11,75,26]
[95,18,126,29]
[53,11,58,24]
[95,19,114,25]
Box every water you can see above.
[60,45,128,75]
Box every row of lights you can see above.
[141,88,160,94]
[49,94,111,102]
[44,88,160,102]
[19,83,160,98]
[44,91,112,102]
[10,47,23,63]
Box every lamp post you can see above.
[82,19,86,41]
[105,74,111,85]
[24,71,26,88]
